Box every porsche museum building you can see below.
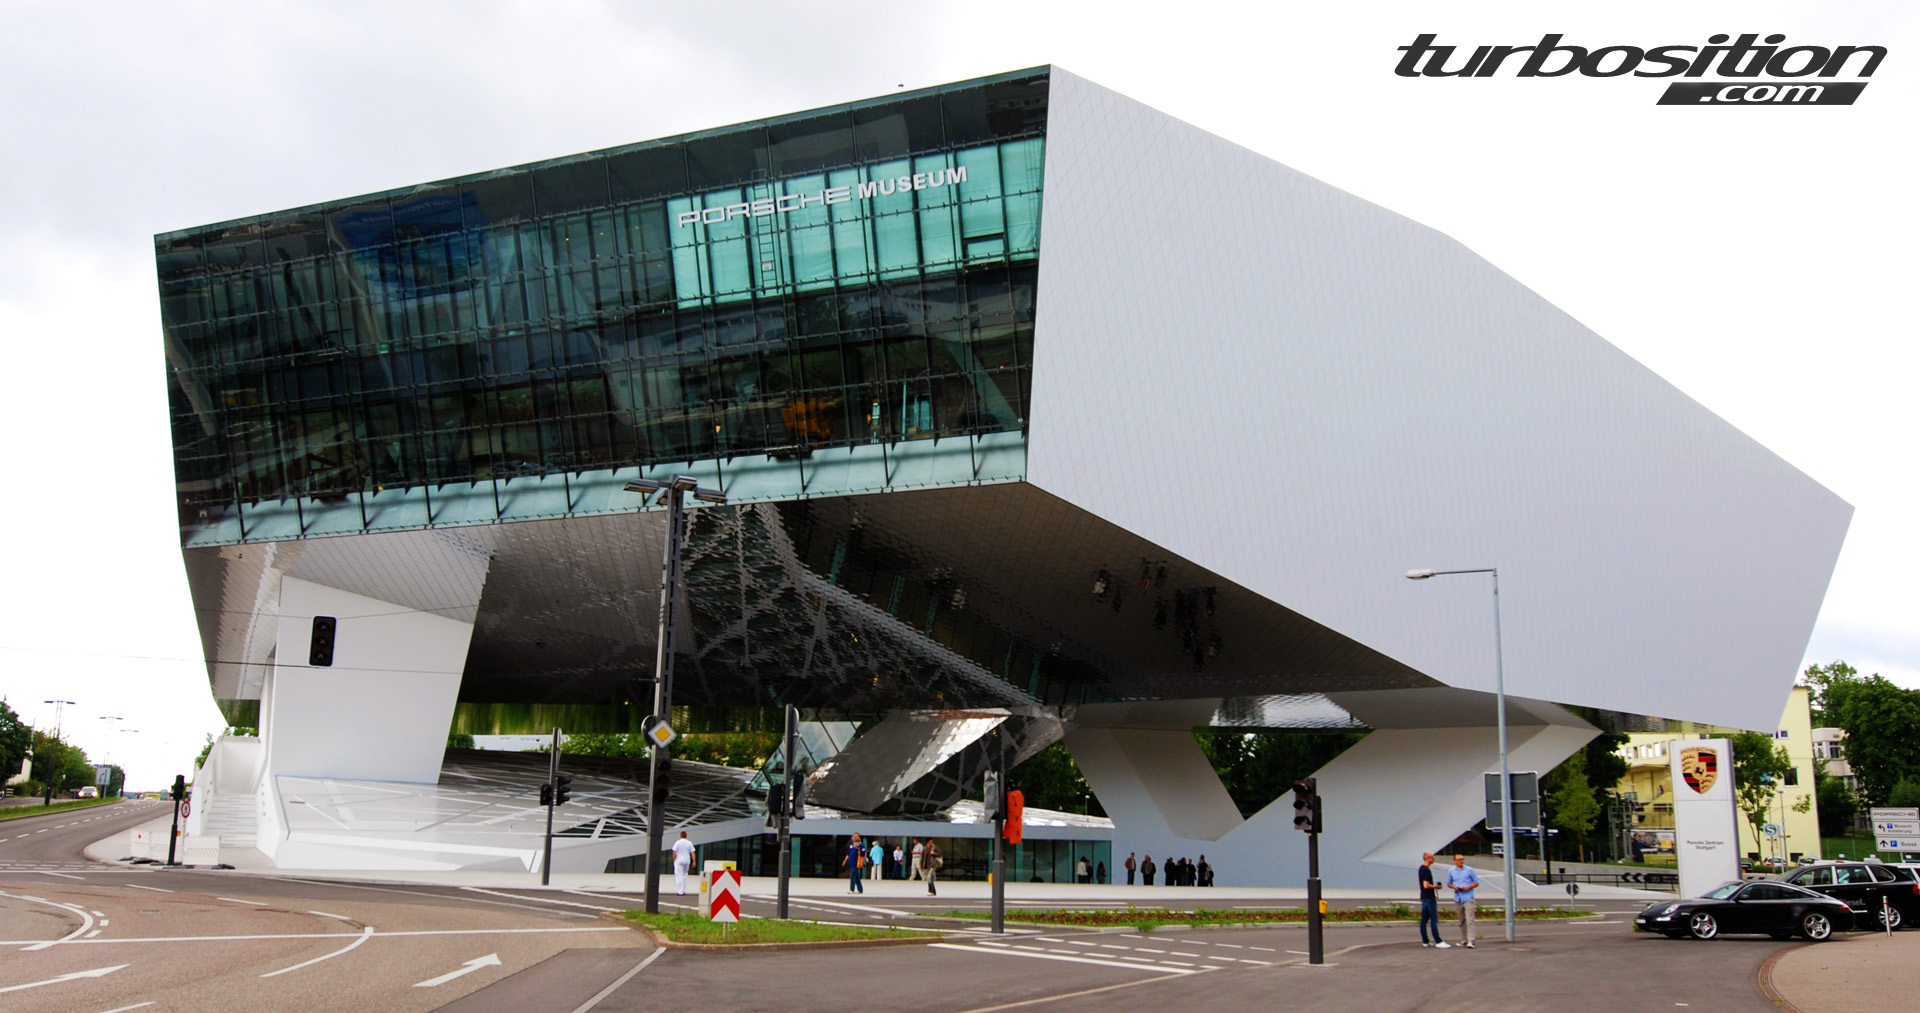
[158,67,1849,885]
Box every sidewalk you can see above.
[1766,928,1920,1012]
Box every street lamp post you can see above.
[627,475,727,915]
[43,700,76,740]
[1406,566,1516,943]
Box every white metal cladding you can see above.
[1025,68,1851,731]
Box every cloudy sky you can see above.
[1,1,1912,789]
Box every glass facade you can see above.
[158,70,1048,540]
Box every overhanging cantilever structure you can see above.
[155,66,1850,884]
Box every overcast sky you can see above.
[0,1,1912,789]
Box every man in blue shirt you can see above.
[1445,853,1481,948]
[841,832,866,893]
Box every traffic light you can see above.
[651,759,673,805]
[170,774,187,802]
[308,616,338,667]
[982,771,1004,821]
[1292,778,1322,834]
[1004,789,1025,845]
[539,783,554,806]
[790,774,809,820]
[553,774,573,806]
[766,780,788,828]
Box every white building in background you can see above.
[158,67,1851,885]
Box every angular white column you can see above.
[1067,691,1598,889]
[263,576,476,784]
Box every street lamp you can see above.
[626,475,727,914]
[43,700,77,740]
[1406,566,1517,943]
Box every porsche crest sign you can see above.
[1678,746,1720,794]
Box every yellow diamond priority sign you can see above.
[642,716,677,749]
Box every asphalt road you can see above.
[0,804,1811,1012]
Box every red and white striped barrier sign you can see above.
[708,868,741,923]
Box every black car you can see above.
[1636,880,1853,940]
[1781,861,1920,930]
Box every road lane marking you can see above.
[259,925,374,977]
[414,952,502,987]
[269,877,593,919]
[462,887,618,911]
[36,926,630,944]
[38,872,86,880]
[930,943,1198,975]
[217,897,267,906]
[569,948,664,1013]
[0,963,129,993]
[2,889,96,950]
[86,929,103,938]
[119,884,172,893]
[94,1003,156,1012]
[307,911,351,921]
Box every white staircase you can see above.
[201,793,257,848]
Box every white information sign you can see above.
[1670,738,1740,899]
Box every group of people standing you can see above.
[1417,851,1482,948]
[1121,852,1213,887]
[841,833,943,895]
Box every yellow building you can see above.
[1616,686,1821,865]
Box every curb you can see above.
[603,911,949,952]
[1756,943,1810,1013]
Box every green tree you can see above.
[1730,731,1794,850]
[0,701,32,785]
[1007,742,1096,815]
[1545,750,1601,861]
[1816,775,1858,835]
[28,731,93,794]
[1800,660,1859,726]
[1889,778,1920,809]
[1825,674,1920,805]
[1194,729,1368,818]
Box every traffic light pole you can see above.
[776,704,796,920]
[642,486,686,915]
[167,774,185,866]
[541,727,560,886]
[1306,827,1324,964]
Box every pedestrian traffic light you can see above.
[1292,778,1321,834]
[651,759,673,804]
[1004,789,1025,845]
[308,616,337,667]
[170,774,187,803]
[539,783,554,806]
[553,774,573,806]
[982,771,1004,821]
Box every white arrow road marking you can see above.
[414,952,503,987]
[1,889,96,950]
[259,925,374,977]
[0,964,129,993]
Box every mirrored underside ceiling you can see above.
[185,481,1437,712]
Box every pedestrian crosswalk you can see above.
[935,930,1280,975]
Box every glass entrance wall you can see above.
[157,70,1049,541]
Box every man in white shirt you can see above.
[911,839,925,880]
[671,831,697,895]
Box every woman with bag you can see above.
[841,832,866,894]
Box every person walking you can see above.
[1076,856,1091,883]
[1096,861,1107,885]
[671,831,696,895]
[1418,852,1448,947]
[923,839,941,895]
[1141,855,1156,886]
[911,838,925,880]
[842,833,866,894]
[1124,852,1137,885]
[870,839,885,883]
[1444,853,1481,947]
[1197,855,1212,887]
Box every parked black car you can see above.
[1636,880,1853,940]
[1780,861,1920,930]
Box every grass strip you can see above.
[0,797,124,821]
[941,906,1591,930]
[623,910,917,945]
